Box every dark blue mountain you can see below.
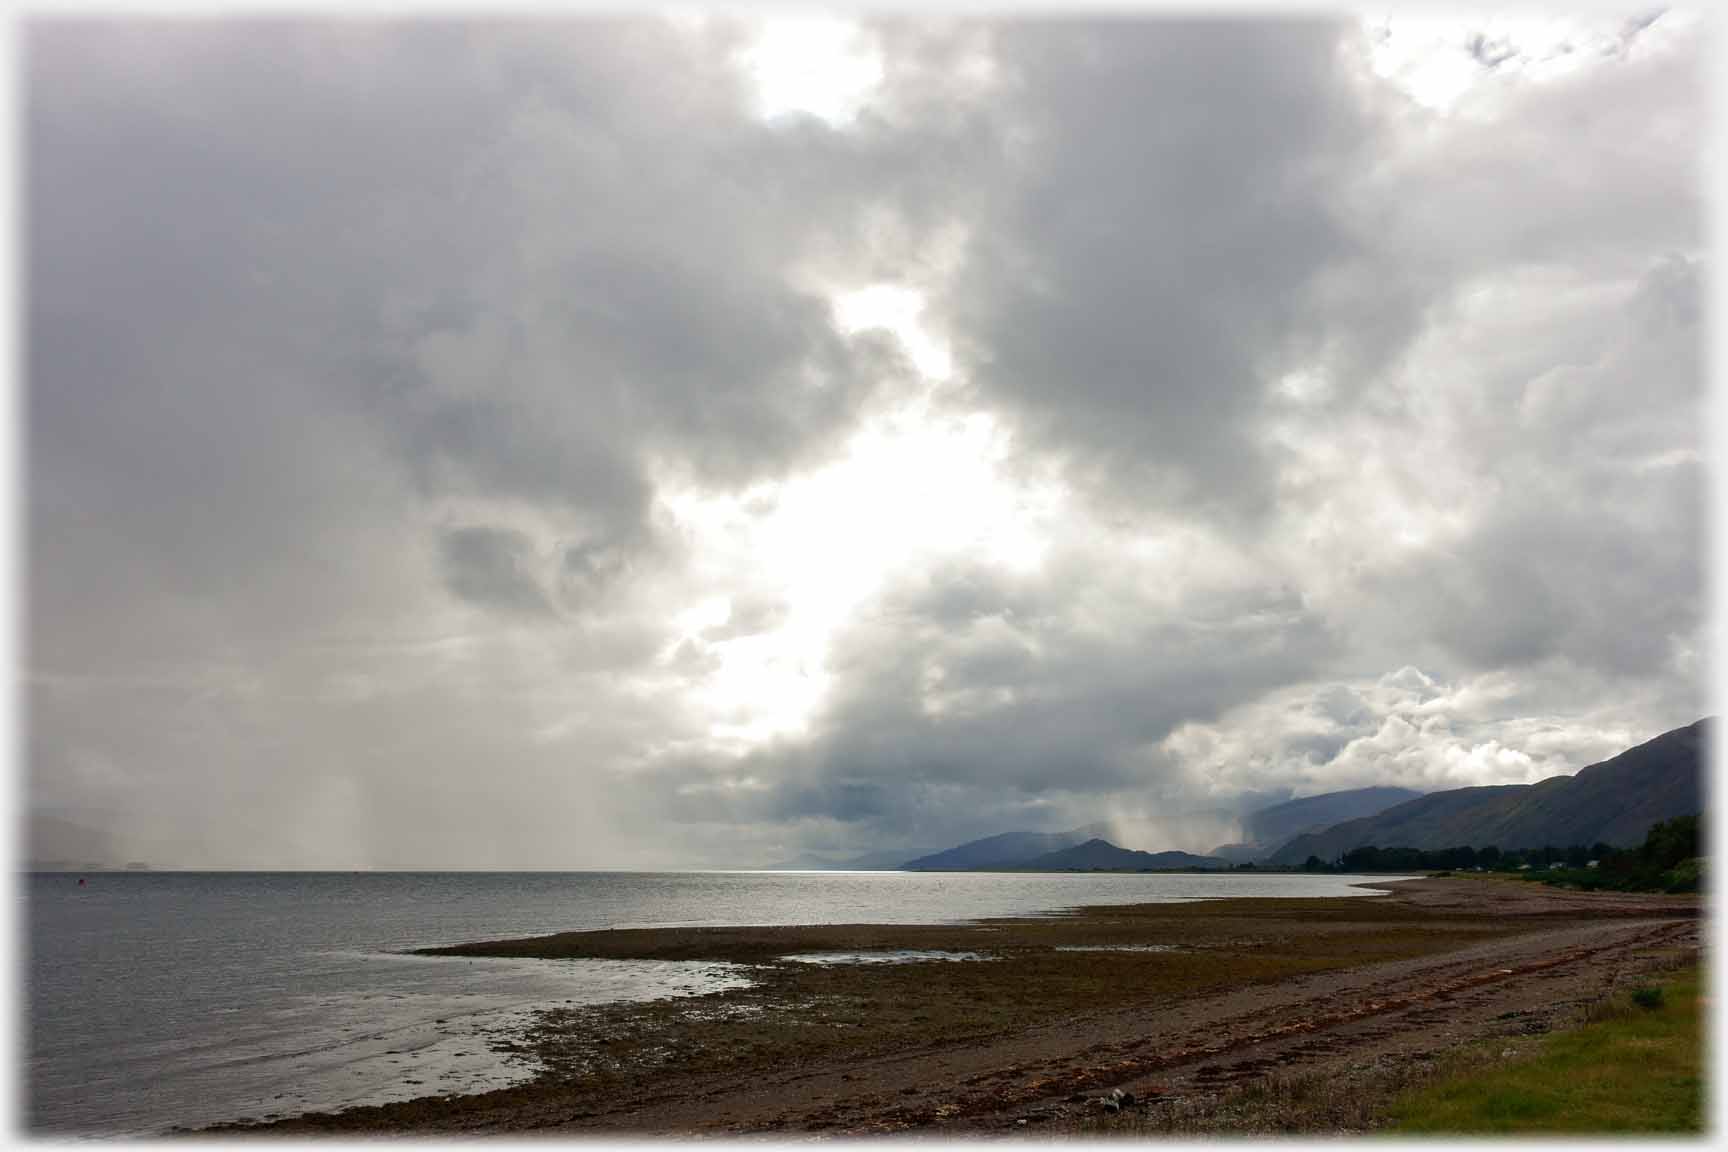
[1020,839,1230,871]
[900,823,1113,871]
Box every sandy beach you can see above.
[205,876,1701,1136]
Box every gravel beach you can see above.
[208,876,1701,1136]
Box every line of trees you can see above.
[1308,842,1615,874]
[1301,814,1702,893]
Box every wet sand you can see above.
[208,876,1701,1136]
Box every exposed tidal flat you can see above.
[25,869,1401,1134]
[206,876,1701,1137]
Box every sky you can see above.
[23,9,1708,869]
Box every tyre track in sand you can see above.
[568,913,1697,1135]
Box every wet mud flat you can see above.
[207,878,1701,1136]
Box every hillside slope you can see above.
[1214,786,1427,862]
[1267,720,1709,865]
[1019,839,1230,871]
[901,823,1112,870]
[1248,786,1427,846]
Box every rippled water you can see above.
[784,949,991,965]
[26,869,1398,1133]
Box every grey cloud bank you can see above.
[25,14,1705,869]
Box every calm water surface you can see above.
[26,869,1401,1134]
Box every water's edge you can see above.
[29,870,1408,1134]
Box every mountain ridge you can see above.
[1268,719,1709,865]
[900,822,1114,871]
[1212,785,1426,862]
[1018,838,1230,871]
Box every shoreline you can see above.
[205,876,1701,1136]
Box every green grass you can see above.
[1387,964,1704,1134]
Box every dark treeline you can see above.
[1300,814,1702,894]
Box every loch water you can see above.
[25,869,1401,1133]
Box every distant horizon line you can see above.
[23,865,913,874]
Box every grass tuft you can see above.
[1386,964,1702,1134]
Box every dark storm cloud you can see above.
[1379,466,1701,678]
[24,14,1705,868]
[942,18,1371,517]
[1345,220,1702,687]
[25,16,934,863]
[28,16,942,594]
[689,14,1702,862]
[438,525,555,618]
[367,254,873,523]
[634,541,1336,857]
